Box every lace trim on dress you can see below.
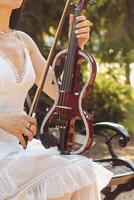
[1,158,113,200]
[2,159,94,200]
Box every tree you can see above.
[88,0,134,84]
[19,0,67,56]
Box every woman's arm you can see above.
[19,16,92,100]
[20,33,57,99]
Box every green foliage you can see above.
[123,90,134,133]
[87,72,133,124]
[123,102,134,134]
[89,0,134,56]
[87,0,134,83]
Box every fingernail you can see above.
[75,30,78,34]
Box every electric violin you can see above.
[28,0,97,155]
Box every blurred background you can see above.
[18,0,134,159]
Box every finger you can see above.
[27,130,34,141]
[76,15,86,22]
[23,127,34,141]
[76,20,93,29]
[76,33,89,39]
[75,27,90,35]
[76,16,93,26]
[27,116,37,126]
[29,124,37,136]
[69,14,74,27]
[25,122,31,129]
[18,135,26,148]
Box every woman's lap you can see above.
[0,139,112,199]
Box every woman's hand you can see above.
[0,113,37,148]
[69,14,93,49]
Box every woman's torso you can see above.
[0,31,36,149]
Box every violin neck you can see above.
[68,6,81,56]
[61,7,81,91]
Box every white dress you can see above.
[0,37,113,200]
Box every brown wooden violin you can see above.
[28,0,97,155]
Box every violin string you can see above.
[60,30,77,119]
[59,51,71,118]
[59,49,73,121]
[58,54,69,122]
[57,68,62,123]
[58,51,71,119]
[62,43,74,87]
[63,19,77,89]
[58,41,71,118]
[58,51,72,129]
[58,61,67,123]
[61,20,77,115]
[63,21,77,102]
[58,14,78,129]
[64,14,78,92]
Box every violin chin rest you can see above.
[40,132,58,149]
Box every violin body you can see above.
[35,0,98,154]
[40,49,97,154]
